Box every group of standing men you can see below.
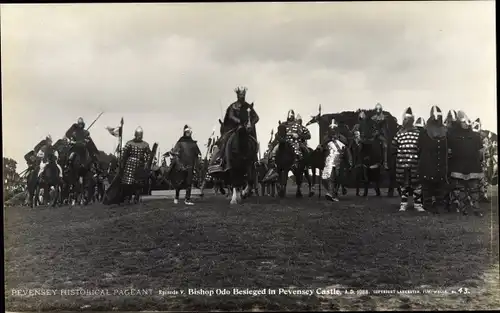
[392,106,486,216]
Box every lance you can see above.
[19,168,30,177]
[86,111,104,131]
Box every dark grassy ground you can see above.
[4,186,499,311]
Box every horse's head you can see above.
[243,102,255,131]
[305,113,321,127]
[218,118,224,136]
[277,122,287,142]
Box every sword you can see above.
[86,112,104,131]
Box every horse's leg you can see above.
[230,187,238,204]
[34,183,41,207]
[304,168,314,197]
[278,170,286,198]
[295,167,304,198]
[318,170,322,199]
[374,167,382,196]
[51,184,58,207]
[44,186,50,206]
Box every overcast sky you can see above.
[2,2,496,170]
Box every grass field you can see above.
[4,186,499,311]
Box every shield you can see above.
[102,172,122,205]
[147,143,159,170]
[139,142,158,194]
[86,137,100,157]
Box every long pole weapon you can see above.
[86,111,104,131]
[118,117,124,164]
[318,104,322,199]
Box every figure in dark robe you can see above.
[448,111,484,216]
[418,106,448,213]
[169,125,201,205]
[371,103,390,169]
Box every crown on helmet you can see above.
[184,124,192,132]
[234,86,247,97]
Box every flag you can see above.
[106,126,121,137]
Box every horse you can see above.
[26,164,40,208]
[34,157,63,207]
[255,154,277,197]
[355,135,384,197]
[84,163,106,204]
[64,140,95,206]
[209,106,258,204]
[274,122,308,198]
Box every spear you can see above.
[268,129,274,144]
[86,111,104,131]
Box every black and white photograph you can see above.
[3,1,498,311]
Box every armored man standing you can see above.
[392,107,424,212]
[121,127,151,202]
[418,106,448,213]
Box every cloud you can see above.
[1,2,496,169]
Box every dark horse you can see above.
[26,156,63,208]
[274,122,310,198]
[65,140,95,206]
[303,145,329,198]
[36,158,63,207]
[356,135,384,197]
[210,109,258,204]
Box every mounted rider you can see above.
[29,135,63,179]
[64,117,97,168]
[262,110,311,182]
[271,110,311,162]
[320,118,352,202]
[371,103,390,168]
[208,87,259,174]
[296,114,312,153]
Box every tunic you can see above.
[322,137,345,180]
[447,127,483,180]
[418,123,448,182]
[121,139,151,185]
[392,127,420,185]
